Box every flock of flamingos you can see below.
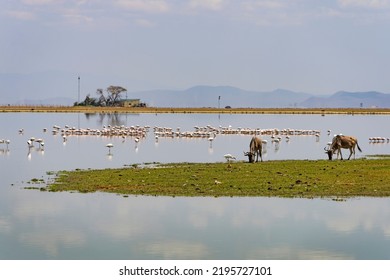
[0,123,389,160]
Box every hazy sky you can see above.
[2,0,390,99]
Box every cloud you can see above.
[338,0,390,8]
[63,12,94,25]
[238,1,307,26]
[22,0,59,5]
[115,0,170,13]
[242,0,286,11]
[188,0,225,11]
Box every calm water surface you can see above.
[0,112,390,259]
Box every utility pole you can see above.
[78,76,80,104]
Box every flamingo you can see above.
[224,154,236,163]
[208,136,214,147]
[0,139,10,149]
[35,138,44,148]
[27,139,33,148]
[106,143,113,153]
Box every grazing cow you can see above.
[244,136,263,163]
[325,134,362,160]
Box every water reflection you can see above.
[2,189,390,259]
[0,112,390,259]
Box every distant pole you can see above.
[78,76,80,104]
[218,95,221,109]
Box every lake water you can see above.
[0,112,390,259]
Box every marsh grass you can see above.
[47,159,390,198]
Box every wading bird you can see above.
[106,143,114,154]
[224,154,236,163]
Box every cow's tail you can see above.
[356,142,362,153]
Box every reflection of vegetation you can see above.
[96,113,124,127]
[46,159,390,198]
[83,112,139,127]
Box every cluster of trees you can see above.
[75,85,127,107]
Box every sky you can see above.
[1,0,390,101]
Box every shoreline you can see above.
[1,105,390,115]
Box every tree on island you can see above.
[76,85,127,107]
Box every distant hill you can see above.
[129,86,312,108]
[1,71,390,108]
[130,86,390,108]
[300,91,390,108]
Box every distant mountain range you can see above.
[2,73,390,108]
[300,91,390,108]
[129,86,311,108]
[129,86,390,108]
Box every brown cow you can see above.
[325,134,362,160]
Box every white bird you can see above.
[134,137,140,148]
[208,136,215,147]
[35,138,44,148]
[106,143,114,153]
[0,139,10,149]
[27,140,33,148]
[224,154,236,163]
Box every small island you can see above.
[44,157,390,198]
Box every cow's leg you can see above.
[349,146,356,159]
[339,149,343,160]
